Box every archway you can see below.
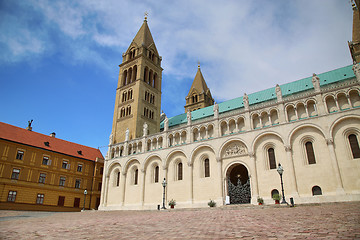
[226,163,251,204]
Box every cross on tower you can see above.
[144,11,148,20]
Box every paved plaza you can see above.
[0,202,359,239]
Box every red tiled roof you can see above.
[0,122,104,161]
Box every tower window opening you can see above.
[349,134,360,158]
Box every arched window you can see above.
[134,169,138,185]
[123,70,128,86]
[348,134,360,158]
[305,142,316,164]
[178,162,183,180]
[268,148,276,169]
[122,92,126,102]
[133,65,137,82]
[154,166,159,183]
[271,189,279,198]
[204,159,210,177]
[145,91,148,101]
[312,186,322,196]
[144,67,148,83]
[116,172,120,187]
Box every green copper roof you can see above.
[161,65,355,129]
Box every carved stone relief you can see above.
[223,143,247,158]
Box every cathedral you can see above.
[99,4,360,210]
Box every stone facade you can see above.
[100,16,360,210]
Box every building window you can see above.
[38,173,46,184]
[268,148,276,169]
[305,142,316,164]
[59,177,66,186]
[100,167,103,175]
[134,169,138,185]
[348,134,360,158]
[11,168,20,180]
[178,162,183,181]
[74,198,80,208]
[36,194,44,204]
[42,156,50,165]
[98,182,102,191]
[16,150,24,160]
[58,196,65,206]
[312,186,322,196]
[204,159,210,177]
[154,166,159,183]
[116,172,120,187]
[7,191,17,202]
[77,164,83,172]
[75,179,81,189]
[62,161,70,169]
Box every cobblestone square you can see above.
[0,202,359,239]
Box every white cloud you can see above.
[0,0,354,115]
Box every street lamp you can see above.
[161,178,167,209]
[82,189,88,211]
[276,163,287,204]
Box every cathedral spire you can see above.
[349,0,360,63]
[184,64,214,112]
[131,16,157,50]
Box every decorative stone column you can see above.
[284,145,299,197]
[326,138,345,193]
[102,175,109,207]
[140,169,146,207]
[188,162,194,204]
[121,172,127,206]
[216,157,224,205]
[248,152,259,203]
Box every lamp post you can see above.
[82,189,88,211]
[161,178,167,209]
[276,163,287,204]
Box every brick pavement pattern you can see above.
[0,202,359,239]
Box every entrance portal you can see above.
[227,164,251,204]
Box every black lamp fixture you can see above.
[161,178,167,209]
[82,189,88,211]
[276,163,287,204]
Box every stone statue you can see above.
[353,63,360,82]
[187,110,191,125]
[125,128,130,141]
[312,73,321,92]
[243,93,249,110]
[164,116,169,131]
[213,102,219,118]
[275,84,283,102]
[26,119,33,131]
[143,122,148,137]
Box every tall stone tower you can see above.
[349,0,360,63]
[111,17,163,144]
[184,64,214,112]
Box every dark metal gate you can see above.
[228,178,251,204]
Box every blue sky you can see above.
[0,0,353,156]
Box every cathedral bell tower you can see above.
[184,64,214,112]
[111,16,163,144]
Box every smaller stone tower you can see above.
[184,64,214,112]
[349,0,360,63]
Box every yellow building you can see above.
[0,121,104,211]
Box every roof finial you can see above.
[198,61,200,69]
[144,11,148,21]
